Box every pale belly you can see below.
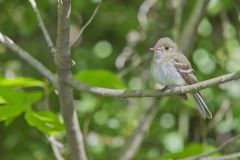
[151,61,185,86]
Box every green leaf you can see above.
[75,70,126,89]
[0,87,30,105]
[0,87,42,106]
[0,88,43,123]
[0,105,26,121]
[25,111,64,135]
[163,144,215,159]
[25,91,43,104]
[0,77,46,88]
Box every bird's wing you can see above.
[170,53,198,84]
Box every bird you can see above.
[150,37,212,119]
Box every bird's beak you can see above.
[149,47,155,51]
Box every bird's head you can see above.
[150,37,178,55]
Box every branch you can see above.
[118,54,151,77]
[0,32,57,88]
[66,71,240,98]
[207,100,230,132]
[48,136,64,160]
[181,135,240,160]
[115,0,157,69]
[55,0,87,160]
[71,1,101,46]
[179,0,209,55]
[137,0,157,30]
[172,0,184,40]
[118,1,158,151]
[28,0,57,53]
[119,99,159,160]
[201,152,240,160]
[44,91,64,160]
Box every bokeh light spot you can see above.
[94,40,112,58]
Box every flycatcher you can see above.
[150,37,212,119]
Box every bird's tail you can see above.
[191,92,212,119]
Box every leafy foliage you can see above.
[25,111,64,135]
[0,78,63,135]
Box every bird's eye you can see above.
[165,47,169,50]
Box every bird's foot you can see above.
[161,86,170,92]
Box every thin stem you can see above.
[48,136,64,160]
[71,1,101,46]
[28,0,57,53]
[207,100,230,132]
[181,135,240,160]
[115,0,157,69]
[179,0,209,55]
[201,152,240,160]
[172,0,184,40]
[0,32,57,88]
[119,99,159,160]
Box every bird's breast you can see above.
[151,59,185,86]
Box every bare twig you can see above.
[118,54,151,77]
[201,152,240,160]
[179,0,210,55]
[119,99,159,160]
[48,136,64,160]
[115,0,157,154]
[28,0,56,53]
[71,1,101,46]
[118,19,157,157]
[44,91,64,160]
[0,32,57,88]
[55,0,87,160]
[66,71,240,98]
[115,0,157,69]
[137,0,157,30]
[172,0,185,40]
[207,100,231,132]
[180,135,240,160]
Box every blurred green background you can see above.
[1,0,240,159]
